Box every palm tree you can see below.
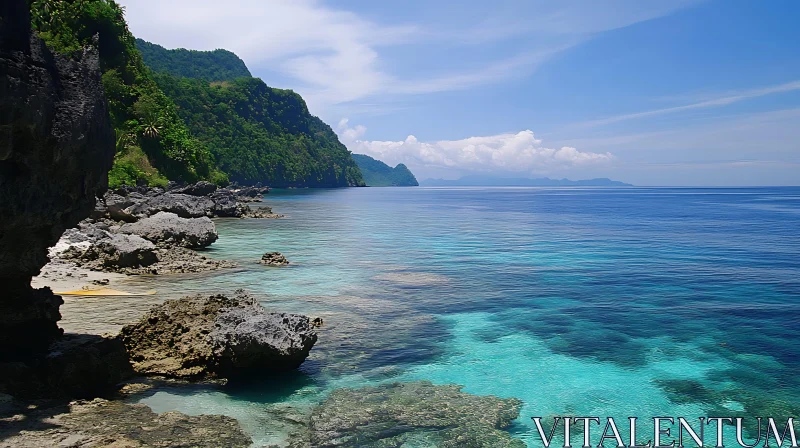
[141,115,163,139]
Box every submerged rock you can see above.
[120,292,317,379]
[288,381,525,448]
[243,204,283,219]
[118,211,218,248]
[261,252,289,266]
[0,398,252,447]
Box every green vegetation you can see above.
[135,39,251,81]
[30,0,224,188]
[152,74,364,187]
[29,0,363,188]
[351,154,418,187]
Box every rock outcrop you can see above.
[0,0,114,355]
[288,381,526,448]
[118,211,218,248]
[0,334,132,399]
[120,292,317,379]
[77,233,158,269]
[102,182,281,220]
[261,252,289,266]
[128,193,216,219]
[169,180,218,196]
[0,398,252,447]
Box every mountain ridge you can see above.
[135,38,251,81]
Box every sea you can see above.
[123,187,800,446]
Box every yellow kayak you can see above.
[55,287,157,296]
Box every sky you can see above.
[118,0,800,186]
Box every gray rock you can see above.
[120,292,317,379]
[64,234,157,270]
[288,381,526,448]
[244,205,283,219]
[127,193,215,219]
[171,181,218,196]
[0,0,114,355]
[102,191,139,222]
[210,189,249,217]
[261,252,289,266]
[118,212,218,248]
[210,308,314,375]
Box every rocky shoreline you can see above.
[44,181,279,279]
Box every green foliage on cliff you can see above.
[29,0,362,188]
[135,39,251,81]
[351,154,418,187]
[29,0,225,188]
[153,74,365,187]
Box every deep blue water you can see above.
[133,187,800,446]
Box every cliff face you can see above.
[0,0,114,355]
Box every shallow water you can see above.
[131,187,800,446]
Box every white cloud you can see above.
[578,80,800,128]
[337,120,613,174]
[117,0,696,112]
[119,0,413,107]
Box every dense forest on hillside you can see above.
[28,1,364,188]
[29,0,224,188]
[352,154,418,187]
[154,75,364,187]
[135,39,251,81]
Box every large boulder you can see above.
[128,193,215,219]
[118,212,218,248]
[0,0,114,355]
[63,234,158,270]
[288,381,526,448]
[210,189,249,217]
[120,292,317,379]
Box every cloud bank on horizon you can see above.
[337,119,613,177]
[118,0,800,185]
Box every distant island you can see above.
[420,176,632,187]
[352,154,419,187]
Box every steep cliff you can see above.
[0,0,114,355]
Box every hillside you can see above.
[28,1,363,189]
[135,39,251,81]
[154,75,364,187]
[29,0,225,188]
[352,154,418,187]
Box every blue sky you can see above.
[120,0,800,185]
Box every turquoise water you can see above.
[133,187,800,446]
